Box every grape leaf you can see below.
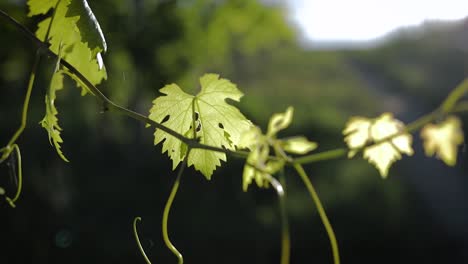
[27,0,58,16]
[267,106,293,136]
[149,74,252,179]
[29,0,107,94]
[281,136,318,154]
[240,126,285,191]
[343,113,413,178]
[240,126,269,190]
[420,116,464,166]
[342,116,371,158]
[40,70,69,162]
[68,0,107,55]
[240,107,315,190]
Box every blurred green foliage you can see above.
[1,1,468,263]
[157,0,294,88]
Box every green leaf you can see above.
[240,107,301,191]
[27,0,59,16]
[29,0,107,94]
[40,70,69,162]
[61,42,106,95]
[420,116,464,166]
[343,113,413,178]
[281,136,318,154]
[149,74,252,178]
[243,148,284,191]
[34,1,78,46]
[68,0,107,55]
[267,106,293,136]
[342,116,371,158]
[240,126,270,190]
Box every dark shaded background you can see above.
[1,0,468,263]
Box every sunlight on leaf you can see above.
[40,71,69,162]
[27,0,58,16]
[281,136,317,154]
[343,113,413,178]
[29,0,107,94]
[421,116,464,166]
[241,126,270,190]
[149,74,252,179]
[342,117,371,158]
[70,0,107,54]
[240,126,285,191]
[240,107,315,190]
[267,106,293,137]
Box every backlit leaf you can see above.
[40,70,69,162]
[240,126,284,191]
[343,113,413,178]
[240,107,308,190]
[242,126,270,190]
[149,74,251,179]
[27,0,58,16]
[68,0,107,55]
[281,136,317,154]
[267,106,293,136]
[29,0,107,94]
[420,116,464,166]
[342,117,371,158]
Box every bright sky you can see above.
[291,0,468,41]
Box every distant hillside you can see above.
[346,17,468,108]
[237,48,380,133]
[384,17,468,50]
[235,16,468,140]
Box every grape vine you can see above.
[1,1,468,264]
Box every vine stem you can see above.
[133,217,152,264]
[451,101,468,113]
[266,171,290,264]
[294,149,347,165]
[162,157,187,264]
[441,78,468,113]
[5,144,23,208]
[0,7,467,264]
[0,52,39,163]
[2,9,468,167]
[0,6,59,208]
[0,4,60,163]
[293,163,340,264]
[6,52,37,147]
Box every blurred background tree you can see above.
[1,0,468,263]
